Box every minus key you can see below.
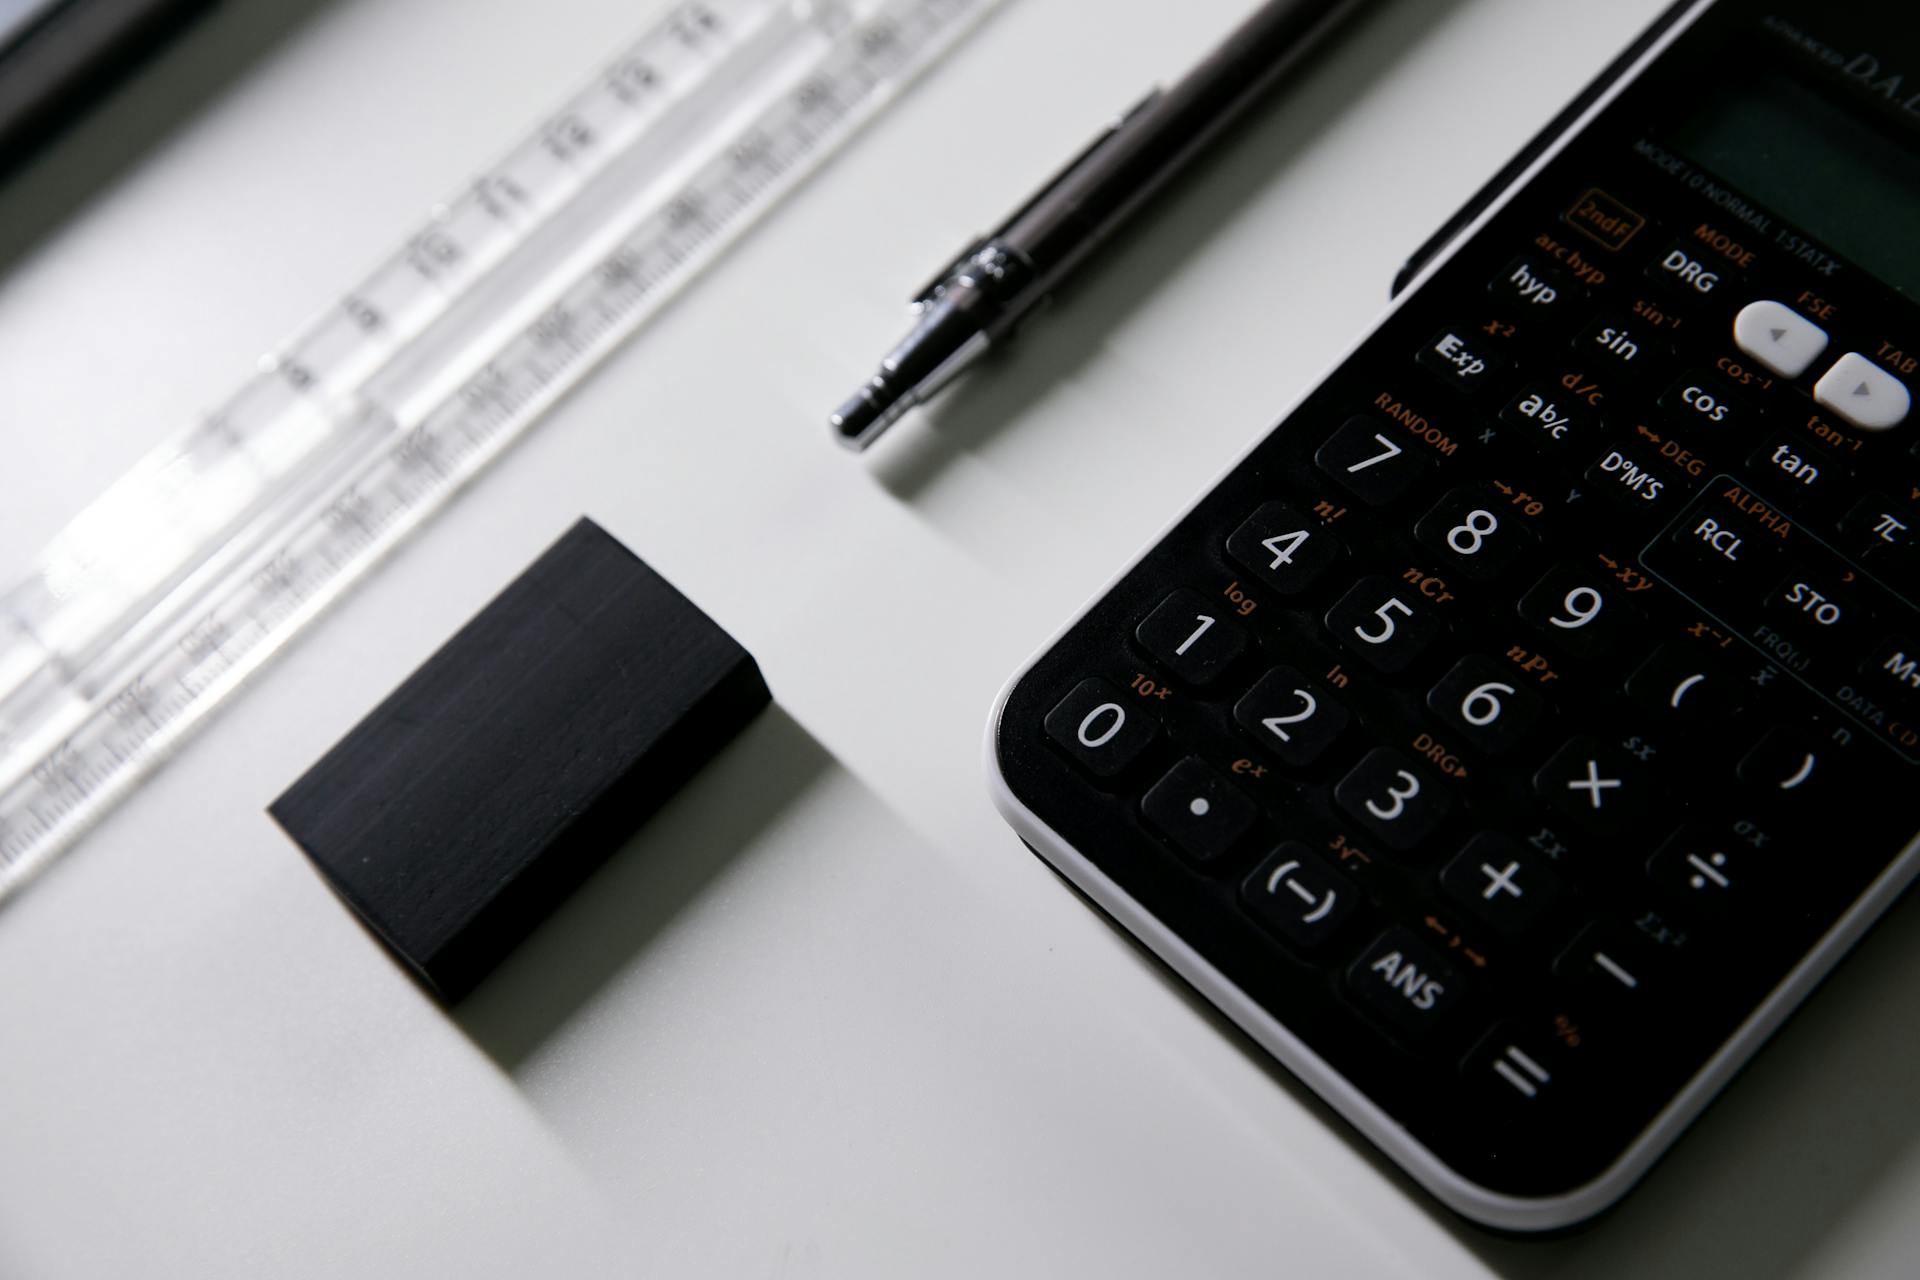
[1554,921,1666,1013]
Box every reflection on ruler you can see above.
[0,0,1004,901]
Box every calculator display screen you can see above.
[1673,72,1920,299]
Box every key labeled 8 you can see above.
[1417,488,1537,580]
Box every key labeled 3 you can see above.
[1336,747,1452,852]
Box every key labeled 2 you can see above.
[1336,747,1452,852]
[1234,665,1351,767]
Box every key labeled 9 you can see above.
[1517,564,1627,658]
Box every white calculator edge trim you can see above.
[975,0,1920,1232]
[986,709,1920,1231]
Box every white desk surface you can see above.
[3,0,1919,1275]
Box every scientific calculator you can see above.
[988,0,1920,1231]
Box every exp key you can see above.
[1418,328,1508,392]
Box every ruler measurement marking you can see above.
[0,0,1006,899]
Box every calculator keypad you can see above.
[996,144,1920,1205]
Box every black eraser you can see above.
[269,518,769,1002]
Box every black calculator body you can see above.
[988,0,1920,1232]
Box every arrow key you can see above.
[1733,299,1828,378]
[1815,353,1911,431]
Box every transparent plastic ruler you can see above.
[0,0,1003,901]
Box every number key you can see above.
[1226,501,1339,596]
[1415,488,1536,580]
[1315,415,1427,506]
[1517,564,1627,658]
[1426,655,1546,754]
[1325,577,1442,674]
[1043,678,1159,779]
[1335,747,1452,852]
[1234,666,1351,767]
[1136,589,1247,686]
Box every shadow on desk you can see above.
[867,0,1469,501]
[456,705,834,1071]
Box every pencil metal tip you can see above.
[829,384,889,451]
